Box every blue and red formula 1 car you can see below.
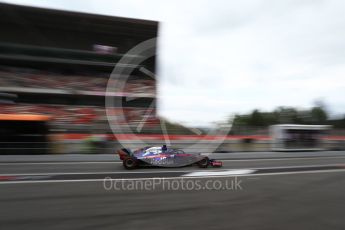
[116,145,222,169]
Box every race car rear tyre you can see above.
[123,157,138,169]
[197,157,209,168]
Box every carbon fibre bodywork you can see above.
[117,146,222,169]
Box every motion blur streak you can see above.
[1,2,345,230]
[1,152,345,229]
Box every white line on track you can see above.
[234,163,345,171]
[250,168,345,177]
[0,169,234,176]
[1,163,344,176]
[1,168,345,184]
[183,169,256,177]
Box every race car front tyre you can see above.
[197,157,209,168]
[123,157,138,169]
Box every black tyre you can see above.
[197,157,209,168]
[123,157,138,169]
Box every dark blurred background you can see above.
[0,3,160,154]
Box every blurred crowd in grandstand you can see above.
[0,66,155,95]
[0,64,158,133]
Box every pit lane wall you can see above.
[49,134,345,154]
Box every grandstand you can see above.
[0,3,158,153]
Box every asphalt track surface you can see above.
[1,151,345,229]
